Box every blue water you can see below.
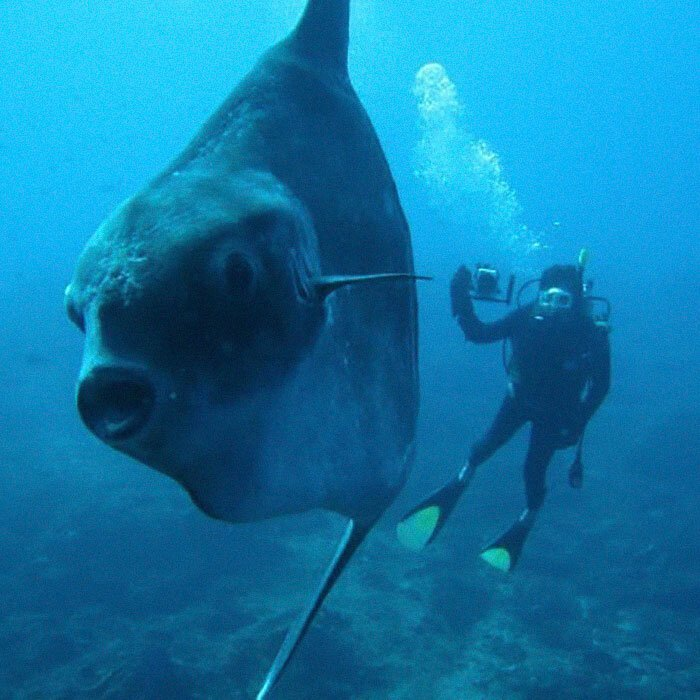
[1,0,698,697]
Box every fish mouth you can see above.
[77,366,156,443]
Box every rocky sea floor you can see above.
[1,448,698,700]
[2,361,698,700]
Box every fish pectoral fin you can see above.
[256,518,371,699]
[313,273,432,300]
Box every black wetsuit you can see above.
[456,303,610,511]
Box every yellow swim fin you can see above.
[479,509,536,572]
[396,467,474,551]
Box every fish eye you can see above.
[224,252,256,300]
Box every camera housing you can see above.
[471,263,515,304]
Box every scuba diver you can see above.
[397,251,611,571]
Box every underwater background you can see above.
[1,0,698,697]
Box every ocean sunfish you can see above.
[65,0,422,695]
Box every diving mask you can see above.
[538,287,573,311]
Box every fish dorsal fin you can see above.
[288,0,350,74]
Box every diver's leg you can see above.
[479,424,557,571]
[397,397,526,551]
[397,396,526,550]
[521,422,557,515]
[462,395,526,480]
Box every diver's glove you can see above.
[568,459,583,489]
[450,265,474,318]
[556,426,580,449]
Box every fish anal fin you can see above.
[256,518,370,699]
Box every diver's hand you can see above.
[568,460,583,489]
[557,406,587,449]
[556,426,580,449]
[450,265,473,318]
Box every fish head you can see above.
[66,168,325,519]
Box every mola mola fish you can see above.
[65,0,424,695]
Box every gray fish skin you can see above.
[66,0,418,527]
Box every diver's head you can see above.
[536,264,582,316]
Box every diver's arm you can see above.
[450,265,518,344]
[580,328,611,424]
[456,306,520,344]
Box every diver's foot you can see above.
[480,508,537,572]
[518,507,536,527]
[457,462,475,484]
[396,464,474,551]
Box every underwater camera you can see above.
[471,263,515,304]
